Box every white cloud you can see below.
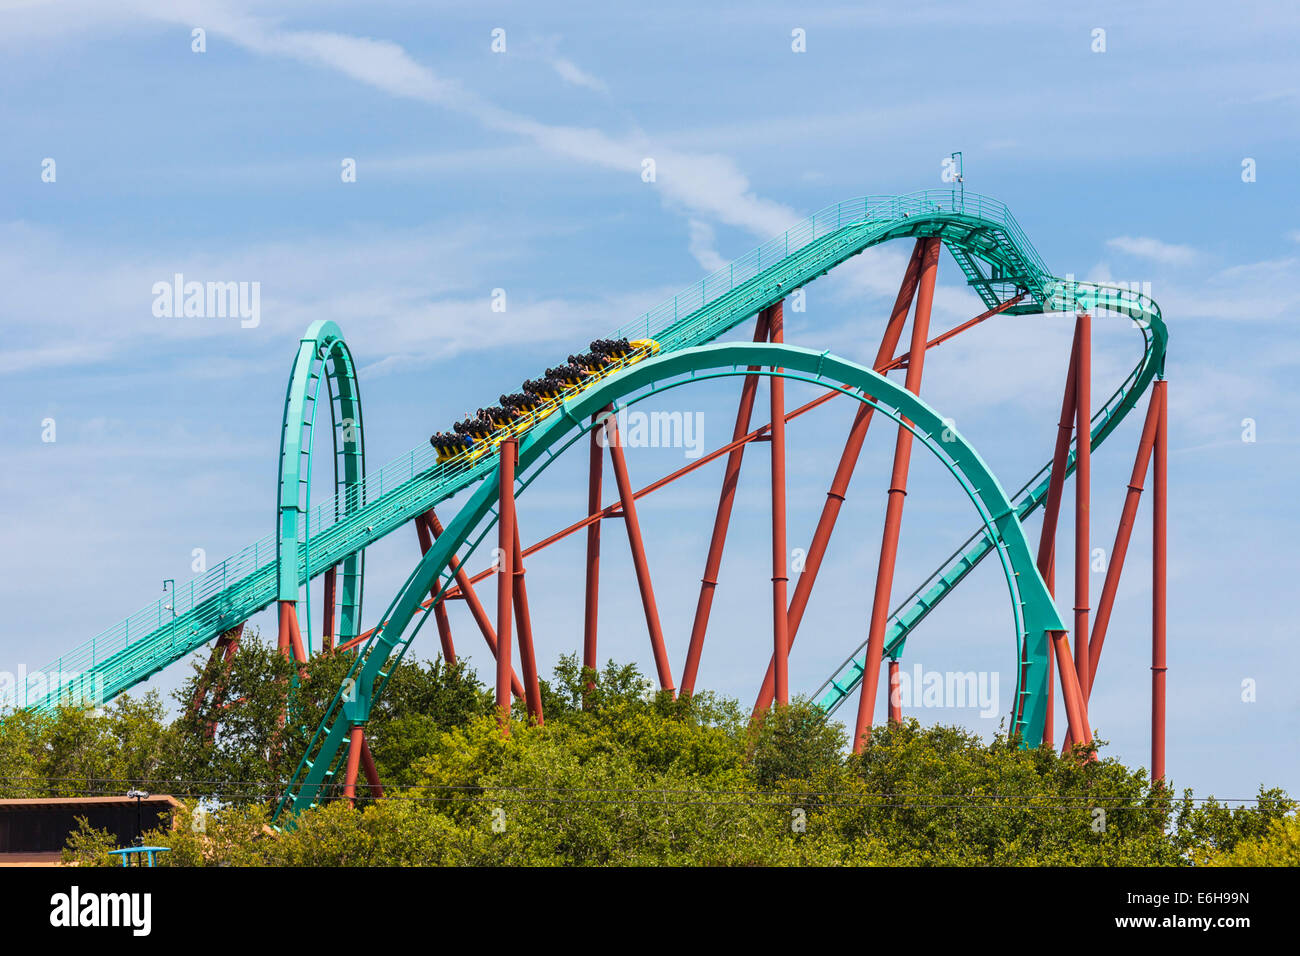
[551,57,608,94]
[686,220,727,272]
[101,2,797,242]
[0,217,677,374]
[1106,236,1198,266]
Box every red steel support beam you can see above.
[203,627,241,741]
[322,567,337,653]
[513,525,544,724]
[605,414,675,692]
[768,301,791,706]
[360,734,384,799]
[887,658,902,725]
[752,239,924,715]
[496,439,518,733]
[1152,380,1168,782]
[277,601,308,664]
[189,625,243,741]
[852,236,941,752]
[1073,312,1093,704]
[1087,385,1162,689]
[426,510,522,698]
[1032,321,1081,744]
[680,310,772,695]
[415,512,458,664]
[342,726,364,807]
[188,624,242,716]
[1051,630,1094,750]
[583,411,605,694]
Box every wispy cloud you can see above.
[551,56,608,94]
[1106,236,1199,266]
[686,220,727,272]
[91,2,797,240]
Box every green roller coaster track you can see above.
[275,343,1070,817]
[276,320,366,653]
[14,190,1166,786]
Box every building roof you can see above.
[0,795,181,812]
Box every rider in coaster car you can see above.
[546,363,585,386]
[523,377,558,400]
[590,337,632,358]
[501,391,541,413]
[568,352,604,373]
[431,429,470,460]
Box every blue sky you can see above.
[1,0,1297,800]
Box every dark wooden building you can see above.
[0,796,180,858]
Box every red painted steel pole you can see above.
[415,513,457,664]
[751,240,923,715]
[277,601,308,663]
[1034,323,1080,745]
[1051,630,1093,749]
[188,625,242,716]
[359,732,384,799]
[342,726,364,806]
[513,526,544,724]
[496,439,517,733]
[1152,380,1167,782]
[606,414,676,692]
[427,510,521,697]
[852,236,941,753]
[583,411,605,694]
[680,310,772,695]
[204,627,241,741]
[768,301,791,706]
[887,658,902,725]
[322,566,337,653]
[1073,312,1092,704]
[1087,387,1162,688]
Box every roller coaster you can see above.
[10,190,1169,823]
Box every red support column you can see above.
[1073,312,1092,704]
[359,734,384,800]
[887,658,902,725]
[415,512,457,664]
[751,240,924,715]
[188,624,242,716]
[496,439,517,733]
[1152,380,1168,782]
[583,411,605,695]
[606,413,675,692]
[680,311,772,695]
[513,525,544,724]
[852,236,941,753]
[342,726,364,807]
[426,509,522,697]
[1034,321,1081,744]
[322,567,337,653]
[277,601,308,663]
[768,301,791,706]
[1087,387,1162,688]
[1051,630,1093,750]
[189,625,243,741]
